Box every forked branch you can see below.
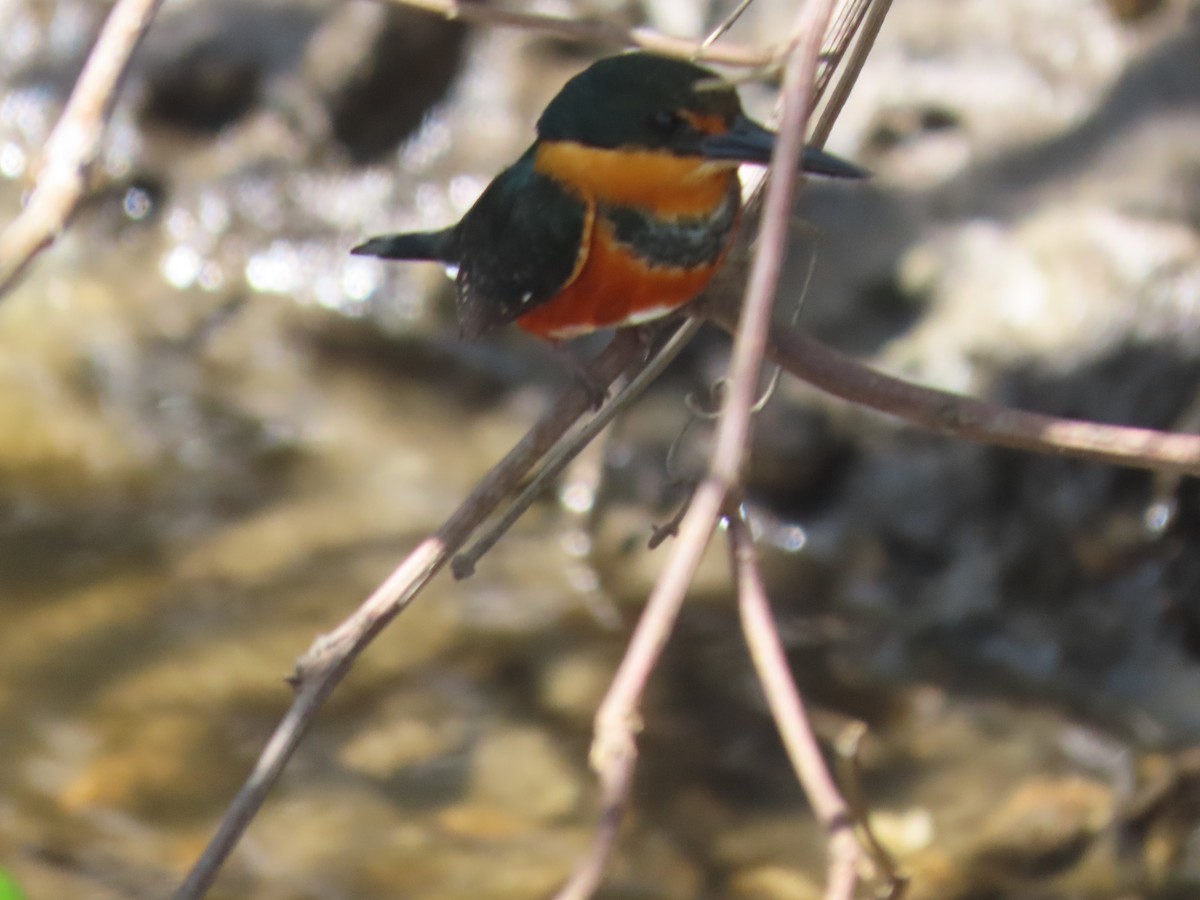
[560,2,844,895]
[728,507,891,899]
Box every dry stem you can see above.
[811,0,892,145]
[452,318,701,578]
[172,332,647,900]
[392,0,778,67]
[0,0,164,298]
[727,508,866,900]
[702,313,1200,476]
[557,3,842,896]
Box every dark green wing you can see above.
[453,147,589,339]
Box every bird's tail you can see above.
[351,228,457,262]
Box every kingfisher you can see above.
[352,52,864,343]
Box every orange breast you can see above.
[516,218,730,339]
[520,141,741,340]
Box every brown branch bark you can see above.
[452,319,701,579]
[0,0,165,299]
[703,310,1200,475]
[172,333,647,900]
[727,509,864,900]
[390,0,778,67]
[811,0,892,145]
[558,4,843,896]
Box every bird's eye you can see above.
[648,110,684,135]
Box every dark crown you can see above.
[536,52,743,152]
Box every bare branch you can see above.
[703,310,1200,476]
[834,722,906,895]
[727,508,864,900]
[698,0,759,55]
[390,0,779,67]
[453,318,701,579]
[0,0,165,299]
[561,3,843,896]
[555,478,728,900]
[173,333,648,900]
[811,0,893,146]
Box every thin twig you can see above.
[750,241,819,413]
[557,479,729,900]
[811,0,892,146]
[452,318,701,578]
[391,0,779,68]
[727,508,864,900]
[0,0,165,299]
[648,482,695,549]
[173,333,648,900]
[698,0,758,55]
[701,312,1200,476]
[559,4,843,897]
[835,722,906,896]
[656,244,817,623]
[813,0,862,95]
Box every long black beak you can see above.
[698,114,868,179]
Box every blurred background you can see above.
[2,0,1200,897]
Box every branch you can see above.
[0,0,165,299]
[727,508,864,900]
[172,332,648,900]
[389,0,778,67]
[811,0,892,146]
[703,311,1200,476]
[452,318,701,579]
[559,4,843,896]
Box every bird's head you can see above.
[535,52,864,178]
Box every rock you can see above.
[536,645,617,723]
[726,864,822,900]
[467,725,582,823]
[337,689,471,779]
[60,713,244,819]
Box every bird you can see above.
[352,51,865,345]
